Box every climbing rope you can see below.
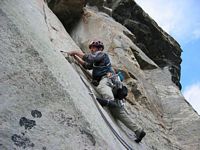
[64,54,134,150]
[79,74,134,150]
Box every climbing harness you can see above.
[64,54,134,150]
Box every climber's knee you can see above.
[96,77,114,100]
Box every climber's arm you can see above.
[74,55,85,65]
[68,50,85,58]
[74,55,93,70]
[96,98,118,108]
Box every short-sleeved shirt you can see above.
[82,51,113,81]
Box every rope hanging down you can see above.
[65,55,134,150]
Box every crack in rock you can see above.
[80,128,96,146]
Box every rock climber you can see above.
[66,40,146,143]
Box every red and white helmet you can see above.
[89,40,104,50]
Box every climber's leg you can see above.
[110,107,141,132]
[96,77,114,100]
[96,77,146,142]
[110,106,146,142]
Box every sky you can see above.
[135,0,200,114]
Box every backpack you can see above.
[110,73,128,100]
[112,84,128,100]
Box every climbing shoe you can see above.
[135,130,146,143]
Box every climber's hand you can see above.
[60,51,74,56]
[61,50,84,59]
[60,51,69,58]
[67,51,75,56]
[74,55,85,65]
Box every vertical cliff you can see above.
[112,0,182,90]
[0,0,199,150]
[0,0,124,149]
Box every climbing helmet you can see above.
[89,40,104,50]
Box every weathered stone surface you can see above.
[104,0,119,8]
[71,8,158,71]
[86,0,113,16]
[87,0,104,7]
[47,0,86,32]
[144,68,200,150]
[0,0,125,149]
[1,0,200,150]
[112,0,182,89]
[71,7,200,150]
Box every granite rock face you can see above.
[0,0,200,150]
[0,0,125,149]
[47,0,86,32]
[71,6,200,150]
[112,0,182,89]
[87,0,104,8]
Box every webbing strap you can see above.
[67,56,134,150]
[93,62,111,68]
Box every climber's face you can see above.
[89,46,98,54]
